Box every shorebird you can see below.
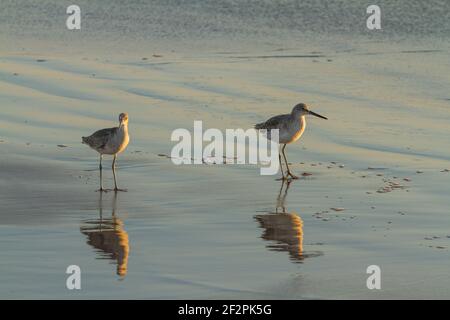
[82,113,130,192]
[255,103,327,180]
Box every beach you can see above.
[1,0,450,299]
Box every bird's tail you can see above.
[254,122,264,130]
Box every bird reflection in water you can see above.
[80,192,130,277]
[254,180,322,263]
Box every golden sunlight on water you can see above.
[80,193,130,277]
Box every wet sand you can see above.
[1,46,450,299]
[1,1,450,299]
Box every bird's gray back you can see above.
[255,113,302,144]
[82,127,118,150]
[255,114,291,130]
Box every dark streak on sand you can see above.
[356,50,442,56]
[230,54,326,59]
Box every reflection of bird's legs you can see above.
[112,155,127,192]
[281,180,292,212]
[112,191,118,219]
[282,144,298,180]
[98,191,104,231]
[276,179,284,213]
[275,180,291,213]
[97,154,105,192]
[282,179,291,202]
[276,179,292,213]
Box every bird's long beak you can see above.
[308,110,328,120]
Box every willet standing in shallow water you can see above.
[82,113,130,192]
[255,103,327,180]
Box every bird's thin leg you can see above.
[282,145,298,179]
[112,154,118,190]
[276,145,287,181]
[112,154,127,192]
[97,154,105,192]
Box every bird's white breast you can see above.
[279,116,305,144]
[103,126,129,155]
[288,117,306,143]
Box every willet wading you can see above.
[82,113,130,192]
[255,103,327,180]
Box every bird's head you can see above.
[119,113,129,126]
[292,103,327,120]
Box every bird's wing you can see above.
[255,114,288,130]
[83,127,118,149]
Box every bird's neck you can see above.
[119,123,128,135]
[300,115,306,128]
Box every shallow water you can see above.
[1,1,450,299]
